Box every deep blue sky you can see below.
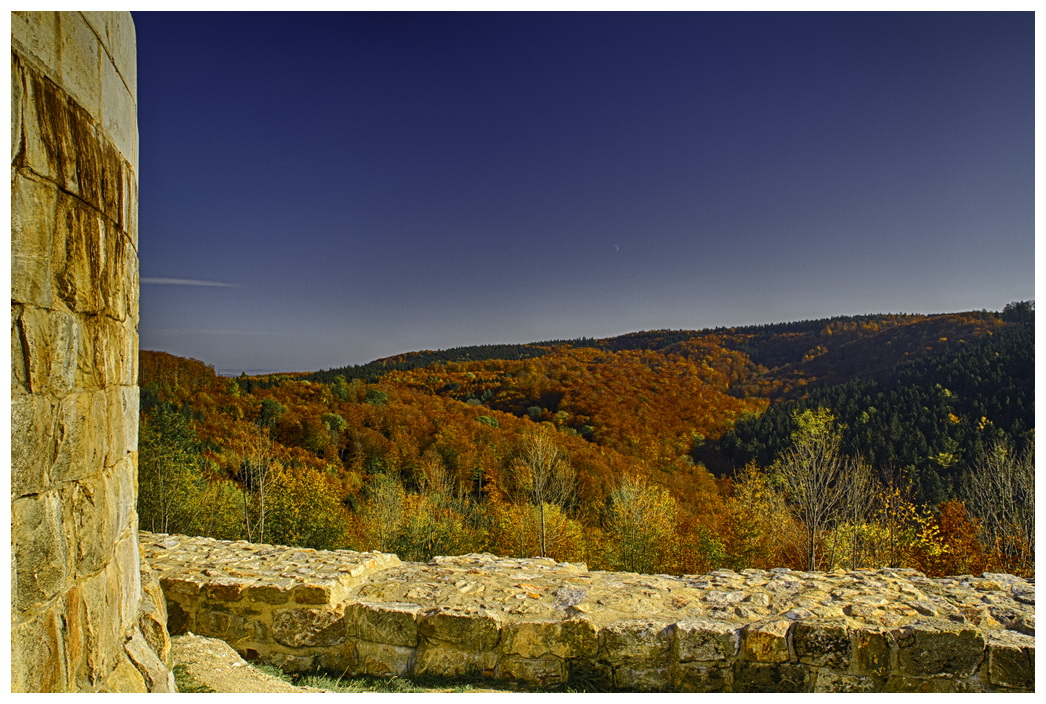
[132,11,1034,375]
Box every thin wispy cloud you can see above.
[147,329,287,336]
[141,277,240,287]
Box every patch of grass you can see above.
[251,663,296,684]
[173,663,216,693]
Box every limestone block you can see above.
[500,617,598,659]
[81,564,127,685]
[10,392,56,496]
[124,629,174,692]
[104,12,137,99]
[97,653,148,693]
[892,618,985,678]
[21,68,64,184]
[883,675,960,693]
[139,559,173,666]
[292,583,335,605]
[54,193,107,313]
[599,619,672,663]
[12,12,60,73]
[810,671,880,692]
[415,644,499,678]
[853,627,893,677]
[265,651,317,674]
[63,471,116,577]
[672,618,741,662]
[245,578,296,605]
[122,167,138,247]
[79,12,108,45]
[985,630,1034,690]
[348,601,422,647]
[12,490,70,612]
[114,533,144,631]
[197,605,270,645]
[11,171,57,308]
[108,456,137,535]
[497,655,566,687]
[672,660,733,693]
[419,604,502,651]
[272,608,347,648]
[612,658,674,692]
[11,607,68,692]
[741,618,792,663]
[205,577,251,602]
[792,618,852,669]
[733,661,810,693]
[354,640,415,677]
[101,56,136,167]
[52,390,109,485]
[58,11,102,119]
[17,305,79,394]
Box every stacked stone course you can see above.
[11,12,171,692]
[143,532,1034,692]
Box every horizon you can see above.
[132,11,1034,374]
[143,304,1021,377]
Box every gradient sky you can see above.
[132,11,1034,375]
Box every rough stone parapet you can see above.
[141,532,1034,692]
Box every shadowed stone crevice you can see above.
[143,531,1035,692]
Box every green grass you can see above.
[173,663,216,693]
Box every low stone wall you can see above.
[142,532,1034,692]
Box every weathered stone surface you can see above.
[741,618,792,663]
[985,630,1034,690]
[348,601,422,647]
[673,619,741,661]
[124,629,175,693]
[500,617,598,659]
[272,608,347,648]
[497,655,566,687]
[893,618,985,678]
[600,619,672,662]
[792,617,851,669]
[415,644,499,678]
[140,532,1034,693]
[12,490,70,612]
[419,604,502,650]
[354,640,415,677]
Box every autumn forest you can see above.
[137,304,1034,578]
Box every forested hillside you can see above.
[137,305,1034,577]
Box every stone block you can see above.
[985,630,1034,690]
[883,676,959,693]
[811,671,880,692]
[11,171,57,308]
[672,618,741,662]
[10,392,56,496]
[101,56,136,166]
[672,660,733,692]
[22,67,64,184]
[741,618,792,663]
[104,12,137,99]
[733,661,810,693]
[500,617,598,659]
[124,629,174,692]
[17,305,79,394]
[415,644,499,678]
[197,605,269,646]
[348,601,422,647]
[12,490,70,612]
[354,640,416,677]
[792,618,851,669]
[98,653,148,693]
[109,456,137,536]
[11,607,68,692]
[114,533,143,631]
[292,583,333,605]
[853,627,893,677]
[122,167,138,247]
[51,391,109,486]
[205,577,249,602]
[63,471,116,577]
[599,619,672,663]
[272,608,346,648]
[892,618,985,678]
[58,11,102,119]
[139,561,172,666]
[11,306,31,396]
[419,605,502,651]
[54,192,107,313]
[611,658,674,692]
[497,655,566,687]
[12,12,60,72]
[245,579,296,605]
[81,564,126,684]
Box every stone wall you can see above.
[142,532,1034,692]
[10,12,172,692]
